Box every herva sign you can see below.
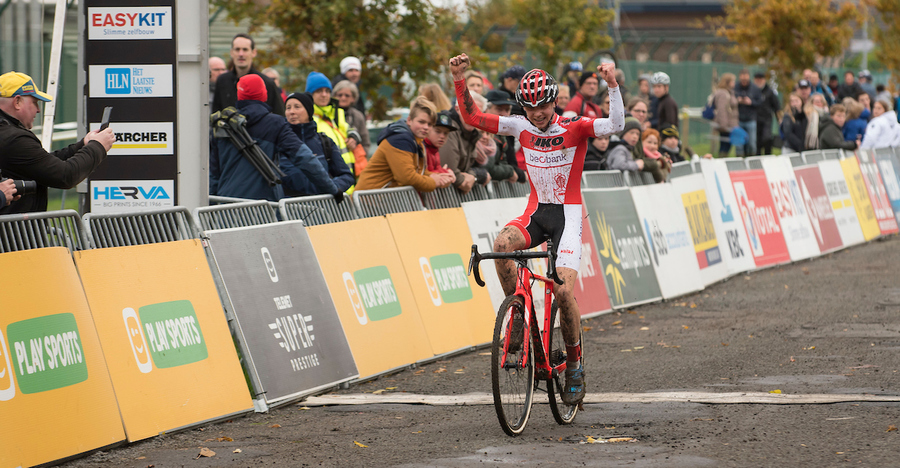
[3,313,87,398]
[420,254,472,306]
[88,7,172,40]
[91,180,174,213]
[343,266,402,325]
[123,301,207,374]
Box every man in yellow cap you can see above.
[0,71,114,214]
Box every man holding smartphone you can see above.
[0,71,114,214]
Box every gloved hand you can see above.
[333,190,345,205]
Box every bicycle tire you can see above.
[491,295,535,436]
[547,300,579,425]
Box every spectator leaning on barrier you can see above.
[209,56,227,108]
[860,99,900,150]
[754,72,780,156]
[334,80,370,166]
[842,97,867,142]
[734,70,762,156]
[331,56,366,116]
[818,103,859,151]
[712,73,739,158]
[634,128,670,183]
[659,125,688,163]
[440,91,490,194]
[356,97,454,191]
[209,74,337,202]
[804,93,826,151]
[484,89,527,183]
[283,92,355,197]
[651,72,678,130]
[563,71,603,119]
[0,71,113,214]
[607,117,645,173]
[212,33,284,116]
[780,92,807,154]
[424,111,455,175]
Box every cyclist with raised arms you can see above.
[450,53,624,405]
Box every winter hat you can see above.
[501,65,527,81]
[620,117,642,138]
[660,124,680,141]
[305,72,333,93]
[579,71,599,88]
[237,73,267,102]
[285,92,315,119]
[340,56,362,75]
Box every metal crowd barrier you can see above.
[83,207,197,248]
[724,158,749,171]
[278,194,359,226]
[875,147,896,161]
[510,181,530,197]
[802,150,824,165]
[623,170,644,187]
[492,181,518,199]
[458,183,493,203]
[821,149,844,160]
[669,160,694,179]
[788,154,806,167]
[0,209,90,253]
[421,186,462,209]
[745,156,766,170]
[353,186,425,218]
[582,170,625,188]
[193,200,279,232]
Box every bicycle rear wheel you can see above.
[491,295,535,436]
[547,300,579,424]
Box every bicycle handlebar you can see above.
[467,242,564,287]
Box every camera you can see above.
[0,174,37,196]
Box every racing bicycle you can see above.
[467,239,581,436]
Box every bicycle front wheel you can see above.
[491,295,535,436]
[547,300,579,425]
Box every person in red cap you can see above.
[210,74,340,202]
[0,71,114,213]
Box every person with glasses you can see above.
[626,97,651,131]
[334,80,371,167]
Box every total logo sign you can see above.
[89,65,173,98]
[733,181,780,257]
[419,254,473,306]
[91,180,174,213]
[343,266,402,325]
[0,313,87,401]
[88,7,172,40]
[123,300,208,374]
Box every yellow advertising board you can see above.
[74,240,253,442]
[387,209,495,352]
[0,247,125,468]
[841,156,881,241]
[307,217,434,378]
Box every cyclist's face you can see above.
[407,110,433,139]
[524,102,555,130]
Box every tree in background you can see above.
[867,0,900,89]
[510,0,614,74]
[712,0,860,90]
[214,0,483,119]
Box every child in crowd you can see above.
[636,128,670,182]
[424,111,455,175]
[584,135,610,170]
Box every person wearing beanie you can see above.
[283,92,355,197]
[212,33,285,116]
[210,75,339,202]
[562,71,603,119]
[606,117,645,174]
[307,71,358,179]
[331,56,366,115]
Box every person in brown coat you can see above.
[712,73,739,157]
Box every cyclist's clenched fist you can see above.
[449,53,470,80]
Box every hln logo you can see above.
[105,68,131,94]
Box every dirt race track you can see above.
[63,236,900,467]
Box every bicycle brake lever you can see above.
[468,244,486,287]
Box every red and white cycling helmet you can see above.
[515,69,559,108]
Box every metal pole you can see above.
[40,0,67,151]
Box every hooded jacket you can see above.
[861,110,900,149]
[439,110,484,188]
[355,120,436,192]
[606,140,640,172]
[818,116,857,151]
[284,121,355,196]
[209,100,337,201]
[0,109,107,214]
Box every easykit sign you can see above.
[818,159,866,247]
[699,159,756,275]
[0,248,124,468]
[75,240,253,440]
[88,6,172,40]
[761,157,820,261]
[90,179,174,213]
[387,209,495,351]
[872,148,900,224]
[307,217,434,378]
[582,188,661,308]
[840,156,881,241]
[793,166,844,253]
[671,173,730,285]
[206,222,358,403]
[631,183,704,299]
[856,150,899,234]
[729,169,791,268]
[89,122,174,155]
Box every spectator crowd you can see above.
[206,33,900,203]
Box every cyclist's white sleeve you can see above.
[592,85,626,137]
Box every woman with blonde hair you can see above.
[780,92,807,154]
[419,83,452,112]
[841,97,867,142]
[712,73,739,157]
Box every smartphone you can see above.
[99,107,113,131]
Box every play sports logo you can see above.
[419,254,473,306]
[343,266,401,325]
[123,300,207,373]
[0,313,88,400]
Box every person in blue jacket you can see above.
[210,74,338,201]
[283,92,355,196]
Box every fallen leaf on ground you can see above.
[414,369,425,374]
[386,387,397,390]
[640,327,649,331]
[583,326,593,332]
[689,303,697,308]
[611,320,622,326]
[433,367,446,373]
[633,346,644,350]
[372,389,386,395]
[682,325,690,329]
[195,448,215,459]
[627,310,637,314]
[784,285,789,290]
[136,456,146,460]
[354,441,368,448]
[888,425,898,432]
[299,406,310,410]
[454,369,465,374]
[769,389,782,394]
[216,437,233,442]
[269,424,281,428]
[620,349,632,352]
[233,449,242,453]
[721,343,728,346]
[478,352,491,356]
